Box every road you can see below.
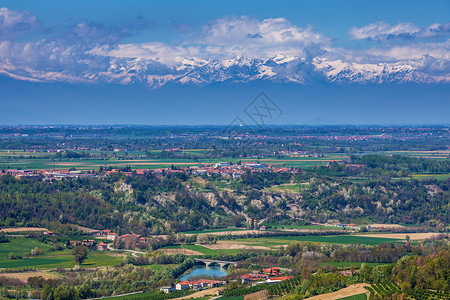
[107,244,146,257]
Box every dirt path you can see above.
[173,287,223,299]
[305,283,370,300]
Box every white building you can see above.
[176,283,190,290]
[160,286,175,293]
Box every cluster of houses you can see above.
[160,279,224,294]
[0,169,96,181]
[69,239,97,249]
[277,150,313,157]
[2,159,302,182]
[92,230,149,249]
[67,229,150,251]
[238,268,294,285]
[159,268,293,294]
[106,162,299,179]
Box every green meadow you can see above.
[338,293,367,300]
[232,235,402,247]
[0,237,122,269]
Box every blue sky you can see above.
[0,0,449,124]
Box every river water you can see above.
[180,264,228,281]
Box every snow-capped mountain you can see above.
[0,54,445,88]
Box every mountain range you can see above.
[0,54,441,89]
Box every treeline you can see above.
[351,154,450,174]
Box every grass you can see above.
[159,245,182,249]
[263,223,345,231]
[267,184,301,193]
[181,228,247,234]
[0,238,122,268]
[219,297,244,300]
[182,245,220,256]
[0,237,53,259]
[0,251,122,269]
[142,264,175,271]
[102,290,195,299]
[232,235,402,247]
[0,153,349,171]
[337,293,367,300]
[410,173,450,180]
[266,235,403,245]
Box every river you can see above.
[180,264,228,281]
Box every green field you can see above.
[337,293,367,300]
[181,228,247,234]
[0,151,348,171]
[265,235,403,245]
[0,237,122,269]
[232,235,402,247]
[0,237,53,258]
[143,264,176,271]
[262,223,345,231]
[102,290,195,299]
[267,184,301,193]
[182,244,220,256]
[0,251,123,269]
[410,173,450,180]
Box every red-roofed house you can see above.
[97,242,108,251]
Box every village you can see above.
[0,160,303,181]
[159,267,294,295]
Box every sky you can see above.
[0,0,449,125]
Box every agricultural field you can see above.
[229,235,403,248]
[0,237,122,269]
[262,223,345,231]
[182,244,220,256]
[337,293,367,300]
[306,284,370,300]
[181,228,248,234]
[0,149,349,171]
[380,150,450,159]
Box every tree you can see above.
[197,234,209,244]
[72,246,89,265]
[42,284,53,300]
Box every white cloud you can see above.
[201,16,327,46]
[99,16,330,64]
[350,21,450,40]
[0,7,38,39]
[365,40,450,61]
[91,42,202,65]
[350,21,420,40]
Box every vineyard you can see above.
[365,282,450,300]
[406,289,450,300]
[365,282,402,299]
[223,277,302,297]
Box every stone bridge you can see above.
[194,258,237,268]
